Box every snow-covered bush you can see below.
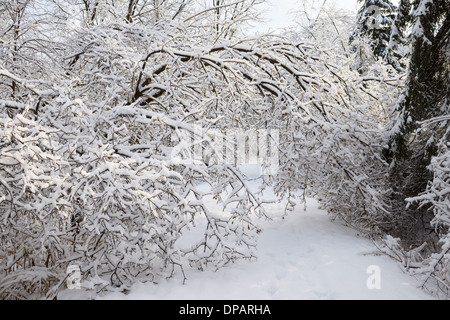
[0,0,408,299]
[272,9,403,233]
[0,110,69,299]
[0,1,272,298]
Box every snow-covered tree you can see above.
[0,0,276,298]
[384,0,449,239]
[386,0,413,70]
[0,0,61,108]
[276,6,403,233]
[196,0,264,39]
[0,0,414,299]
[381,0,449,296]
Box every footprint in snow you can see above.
[266,282,279,296]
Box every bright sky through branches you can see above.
[251,0,398,34]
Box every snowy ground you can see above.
[61,166,435,300]
[95,198,433,300]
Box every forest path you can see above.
[96,177,434,300]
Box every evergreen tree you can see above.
[385,0,449,244]
[386,0,413,70]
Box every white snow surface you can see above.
[62,177,435,300]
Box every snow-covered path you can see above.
[98,196,434,300]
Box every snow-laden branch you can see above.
[0,2,407,299]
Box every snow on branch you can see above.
[0,2,406,299]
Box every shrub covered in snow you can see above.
[0,0,447,299]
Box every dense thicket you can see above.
[0,0,448,299]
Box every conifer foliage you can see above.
[384,0,449,296]
[386,0,413,69]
